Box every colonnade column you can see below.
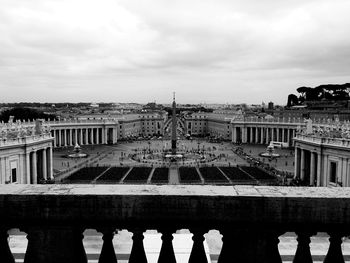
[69,129,73,146]
[287,129,291,146]
[74,129,78,145]
[104,128,108,144]
[310,152,316,186]
[64,129,67,146]
[282,128,285,143]
[294,147,300,179]
[316,153,321,186]
[42,149,47,180]
[85,128,88,145]
[265,128,269,144]
[26,153,30,184]
[255,127,258,144]
[48,147,53,180]
[271,128,275,142]
[31,151,37,184]
[260,127,264,144]
[79,129,83,145]
[113,128,117,144]
[300,149,305,181]
[58,130,61,147]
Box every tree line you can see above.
[287,83,350,107]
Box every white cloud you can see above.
[0,0,349,104]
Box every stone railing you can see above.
[0,133,52,147]
[232,116,305,124]
[295,133,350,148]
[1,184,349,263]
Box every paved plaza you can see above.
[53,140,294,175]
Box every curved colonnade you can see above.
[48,120,118,148]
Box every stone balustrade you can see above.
[295,133,350,148]
[0,133,52,147]
[1,184,349,263]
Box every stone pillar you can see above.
[74,129,78,145]
[310,152,315,186]
[316,153,322,186]
[31,151,37,184]
[287,129,291,146]
[232,127,236,143]
[47,147,53,180]
[53,130,57,147]
[69,129,73,146]
[80,129,83,145]
[323,154,329,186]
[300,149,305,181]
[294,147,300,179]
[249,127,253,143]
[260,127,264,144]
[24,226,87,263]
[255,127,259,144]
[26,153,31,184]
[42,149,47,180]
[104,128,108,144]
[282,128,285,143]
[90,128,93,144]
[271,127,275,142]
[265,128,269,144]
[58,130,61,147]
[277,128,280,142]
[242,127,247,143]
[113,128,117,143]
[64,129,67,146]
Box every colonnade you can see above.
[51,127,116,148]
[232,126,296,146]
[294,147,321,186]
[25,147,54,184]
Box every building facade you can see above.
[0,120,54,184]
[294,121,350,186]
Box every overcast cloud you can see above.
[0,0,349,104]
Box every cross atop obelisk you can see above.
[171,92,177,155]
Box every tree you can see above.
[0,108,57,122]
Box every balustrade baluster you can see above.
[23,226,87,263]
[158,230,176,263]
[0,229,15,263]
[98,229,118,263]
[188,230,208,263]
[218,228,282,263]
[129,229,148,263]
[324,233,345,263]
[293,232,314,263]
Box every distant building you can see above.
[294,120,350,186]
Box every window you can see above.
[329,162,337,183]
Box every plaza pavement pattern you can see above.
[8,230,350,262]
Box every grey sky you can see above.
[0,0,349,105]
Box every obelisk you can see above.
[171,92,177,155]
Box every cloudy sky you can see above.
[0,0,349,104]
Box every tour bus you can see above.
[269,141,289,148]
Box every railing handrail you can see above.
[1,184,350,226]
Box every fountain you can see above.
[67,143,88,158]
[259,145,280,158]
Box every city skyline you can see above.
[0,0,349,104]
